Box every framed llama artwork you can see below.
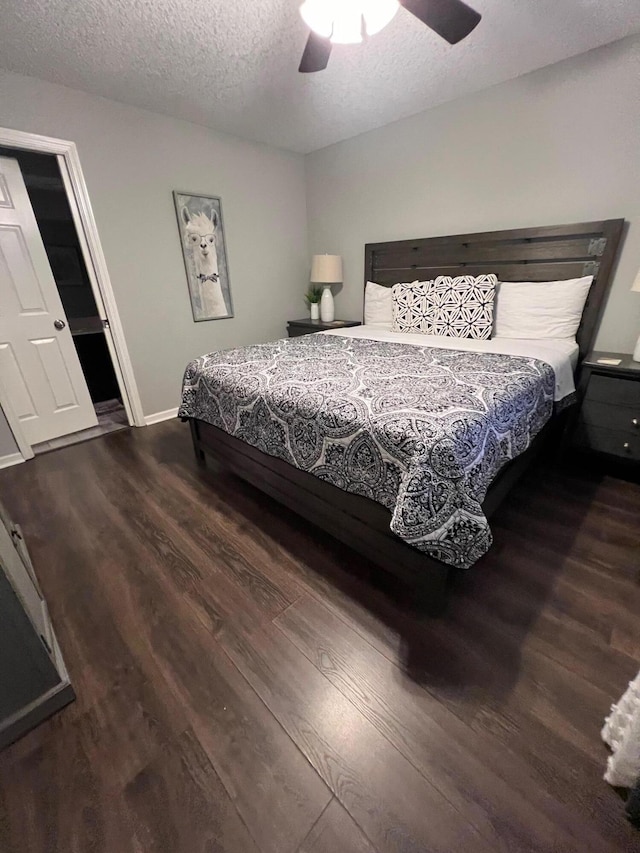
[173,191,233,322]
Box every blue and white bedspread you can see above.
[179,334,555,569]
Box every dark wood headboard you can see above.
[364,219,624,359]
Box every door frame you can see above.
[0,126,145,460]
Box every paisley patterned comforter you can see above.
[179,334,555,569]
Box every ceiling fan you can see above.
[299,0,481,73]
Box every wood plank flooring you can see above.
[0,420,638,852]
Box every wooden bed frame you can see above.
[187,219,624,614]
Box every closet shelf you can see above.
[69,316,103,337]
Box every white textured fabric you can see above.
[364,281,393,327]
[323,325,578,402]
[602,671,640,787]
[494,276,593,339]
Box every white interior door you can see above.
[0,157,97,445]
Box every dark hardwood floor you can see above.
[0,420,639,852]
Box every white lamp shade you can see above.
[311,254,343,284]
[632,268,640,293]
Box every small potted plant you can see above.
[305,285,323,320]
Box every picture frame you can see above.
[173,191,233,322]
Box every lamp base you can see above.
[320,285,335,323]
[634,334,640,363]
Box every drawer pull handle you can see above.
[623,442,630,451]
[633,418,639,428]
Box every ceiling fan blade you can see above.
[400,0,481,44]
[299,31,332,73]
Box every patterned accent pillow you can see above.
[391,280,433,333]
[424,274,498,339]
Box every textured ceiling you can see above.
[1,0,639,153]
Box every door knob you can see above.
[53,319,66,330]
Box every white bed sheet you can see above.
[323,325,578,403]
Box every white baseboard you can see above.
[143,407,180,427]
[0,452,25,470]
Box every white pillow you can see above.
[493,276,593,339]
[364,281,393,327]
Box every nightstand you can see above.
[569,352,640,477]
[287,318,362,338]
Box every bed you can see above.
[180,220,624,614]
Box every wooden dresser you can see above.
[0,500,74,749]
[571,352,640,476]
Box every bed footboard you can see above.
[187,417,451,616]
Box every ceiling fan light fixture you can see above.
[299,0,334,38]
[299,0,399,45]
[331,8,364,44]
[363,0,400,36]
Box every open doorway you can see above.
[0,147,128,453]
[0,128,143,463]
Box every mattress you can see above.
[333,325,579,403]
[179,331,570,569]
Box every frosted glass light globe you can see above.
[363,0,400,35]
[300,0,399,44]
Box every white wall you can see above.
[0,70,308,420]
[306,35,640,354]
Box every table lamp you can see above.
[310,254,343,323]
